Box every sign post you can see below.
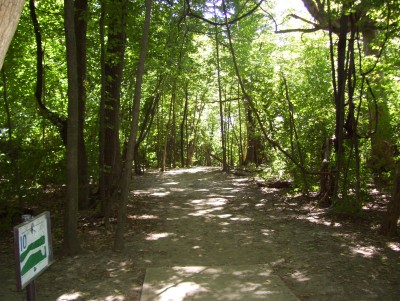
[14,211,54,300]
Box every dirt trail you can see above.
[1,167,400,300]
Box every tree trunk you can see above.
[162,96,173,172]
[64,0,81,256]
[362,29,393,174]
[180,82,188,168]
[186,140,194,166]
[237,85,244,165]
[318,138,334,207]
[1,68,21,204]
[244,104,258,166]
[171,85,177,168]
[100,0,127,217]
[114,0,152,251]
[215,21,228,171]
[283,76,308,194]
[30,0,67,143]
[74,0,90,209]
[98,0,106,216]
[221,0,307,175]
[380,162,400,236]
[0,0,26,70]
[331,6,348,200]
[134,91,160,174]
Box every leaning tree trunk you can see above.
[134,91,160,174]
[0,0,25,70]
[114,0,152,251]
[30,0,67,143]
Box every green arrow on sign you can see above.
[20,236,47,276]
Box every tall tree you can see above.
[99,0,127,217]
[64,0,82,255]
[114,0,152,251]
[297,0,396,199]
[214,17,228,171]
[74,0,90,209]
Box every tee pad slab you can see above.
[140,264,299,300]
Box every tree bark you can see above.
[100,0,127,217]
[0,0,26,70]
[380,162,400,236]
[99,0,106,216]
[134,91,160,174]
[114,0,152,251]
[331,5,348,200]
[30,0,67,143]
[214,20,228,171]
[1,68,21,204]
[161,95,173,172]
[180,82,189,168]
[74,0,90,209]
[64,0,82,256]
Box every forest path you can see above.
[126,167,400,300]
[1,167,400,300]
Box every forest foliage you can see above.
[1,0,400,250]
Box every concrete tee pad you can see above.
[140,264,299,300]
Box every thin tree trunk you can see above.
[362,28,393,174]
[134,91,160,174]
[64,0,81,256]
[221,0,308,174]
[237,84,243,165]
[162,96,173,172]
[1,68,21,204]
[214,21,227,171]
[30,0,67,143]
[114,0,152,251]
[283,76,309,194]
[171,86,177,168]
[180,82,189,168]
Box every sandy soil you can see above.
[1,167,400,300]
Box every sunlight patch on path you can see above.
[57,292,83,301]
[164,167,217,175]
[146,232,175,241]
[350,245,382,258]
[188,197,229,217]
[387,242,400,252]
[140,265,299,301]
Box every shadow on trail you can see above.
[126,167,400,300]
[3,167,398,300]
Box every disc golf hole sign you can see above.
[14,211,53,290]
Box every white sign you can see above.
[14,211,53,290]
